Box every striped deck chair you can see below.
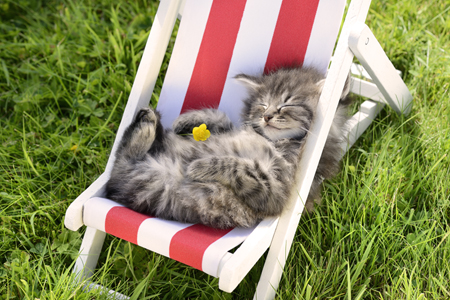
[64,0,412,298]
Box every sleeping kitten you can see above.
[105,67,351,229]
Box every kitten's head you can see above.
[237,67,348,141]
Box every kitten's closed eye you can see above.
[258,103,268,109]
[284,95,293,102]
[277,104,297,112]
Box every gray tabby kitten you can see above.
[105,67,351,229]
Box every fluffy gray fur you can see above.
[105,67,351,228]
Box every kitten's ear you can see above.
[316,73,351,99]
[316,78,326,93]
[235,74,261,91]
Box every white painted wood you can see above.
[217,253,233,278]
[349,22,413,115]
[351,62,402,80]
[351,62,373,80]
[253,1,373,299]
[202,225,255,277]
[351,77,388,104]
[350,62,402,104]
[73,227,107,280]
[64,173,109,231]
[177,0,187,20]
[218,217,278,292]
[342,100,385,153]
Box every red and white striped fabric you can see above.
[157,0,346,127]
[84,197,255,277]
[87,0,346,278]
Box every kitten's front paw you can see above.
[135,107,157,125]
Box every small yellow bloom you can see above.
[70,144,78,151]
[192,124,211,141]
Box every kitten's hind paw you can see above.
[117,107,161,159]
[135,107,158,125]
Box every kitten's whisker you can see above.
[299,126,317,138]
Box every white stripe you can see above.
[202,226,254,277]
[83,197,123,232]
[157,0,213,128]
[218,0,283,126]
[137,218,192,257]
[303,0,346,75]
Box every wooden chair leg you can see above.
[252,195,305,300]
[73,226,107,280]
[73,227,131,299]
[349,22,413,115]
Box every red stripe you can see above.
[264,0,320,73]
[169,224,233,270]
[180,0,247,113]
[105,206,152,244]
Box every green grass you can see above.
[1,0,449,299]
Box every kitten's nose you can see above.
[264,114,273,122]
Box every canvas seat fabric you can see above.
[83,197,257,276]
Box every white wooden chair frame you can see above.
[64,0,412,299]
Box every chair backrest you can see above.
[157,0,346,128]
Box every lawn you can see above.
[1,0,449,299]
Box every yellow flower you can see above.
[70,144,78,151]
[192,124,211,141]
